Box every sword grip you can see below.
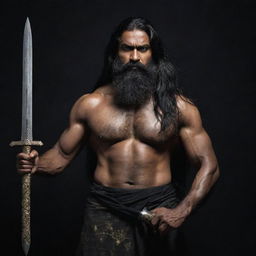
[22,173,31,255]
[9,141,43,255]
[23,145,31,154]
[21,145,31,255]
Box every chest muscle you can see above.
[88,105,174,146]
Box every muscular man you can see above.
[17,17,219,255]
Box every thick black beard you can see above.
[112,58,157,108]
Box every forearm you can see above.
[178,164,220,215]
[37,145,72,175]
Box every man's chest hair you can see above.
[87,105,176,146]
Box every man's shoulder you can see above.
[176,95,201,127]
[78,85,112,106]
[72,85,113,117]
[176,95,195,112]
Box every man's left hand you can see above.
[150,206,188,234]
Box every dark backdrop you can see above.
[0,0,255,255]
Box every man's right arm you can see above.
[17,94,91,175]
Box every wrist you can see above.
[177,199,193,217]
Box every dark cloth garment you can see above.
[77,183,179,256]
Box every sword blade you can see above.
[21,18,33,256]
[21,18,33,142]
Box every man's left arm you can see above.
[151,100,220,232]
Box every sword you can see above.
[10,17,43,256]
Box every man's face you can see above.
[118,30,152,65]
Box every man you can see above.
[17,17,220,255]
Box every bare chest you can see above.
[88,104,175,145]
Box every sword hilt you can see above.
[10,140,43,255]
[140,208,155,222]
[10,140,43,147]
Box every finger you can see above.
[17,160,34,166]
[17,168,32,174]
[31,167,37,174]
[151,207,165,214]
[151,216,161,226]
[158,222,169,233]
[18,165,33,169]
[19,160,33,165]
[17,153,31,160]
[151,209,159,215]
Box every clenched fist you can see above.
[16,150,39,174]
[150,206,189,234]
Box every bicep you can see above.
[57,122,87,158]
[179,102,217,167]
[180,127,217,166]
[55,96,89,159]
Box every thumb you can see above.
[29,150,38,159]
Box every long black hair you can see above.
[95,17,182,132]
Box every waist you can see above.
[93,167,172,189]
[91,181,174,193]
[88,181,178,213]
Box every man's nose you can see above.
[130,49,140,62]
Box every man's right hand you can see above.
[16,150,39,174]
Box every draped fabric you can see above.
[76,183,179,256]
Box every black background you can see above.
[0,0,255,255]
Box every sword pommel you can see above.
[140,208,155,222]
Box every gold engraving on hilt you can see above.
[9,140,43,254]
[22,172,31,247]
[22,145,31,247]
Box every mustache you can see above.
[112,58,157,108]
[113,59,149,76]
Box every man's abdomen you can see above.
[93,138,172,188]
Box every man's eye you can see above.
[137,46,150,52]
[120,45,132,51]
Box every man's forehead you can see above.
[119,30,150,45]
